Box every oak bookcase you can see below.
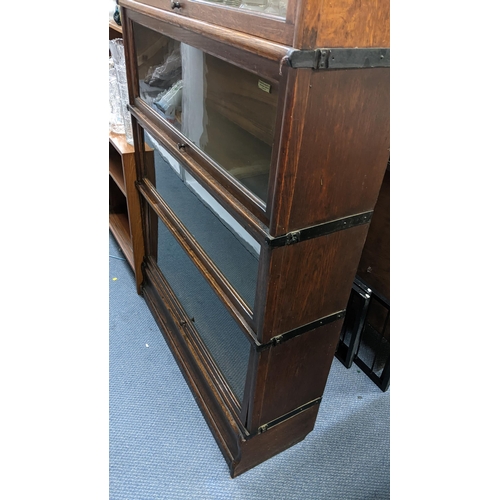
[116,0,389,476]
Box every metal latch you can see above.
[287,48,390,70]
[285,231,301,245]
[318,49,330,69]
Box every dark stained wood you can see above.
[146,253,245,413]
[272,68,390,234]
[232,402,319,477]
[142,262,243,457]
[138,124,157,183]
[264,61,290,223]
[121,1,290,75]
[124,14,292,224]
[268,68,311,236]
[241,344,261,429]
[285,0,299,25]
[252,242,273,338]
[357,167,390,300]
[136,127,158,267]
[260,224,370,342]
[243,345,270,434]
[138,179,258,341]
[119,0,390,477]
[356,166,390,342]
[120,0,389,50]
[291,0,322,49]
[142,262,325,478]
[130,103,270,242]
[144,187,158,263]
[121,7,141,107]
[126,10,279,218]
[176,2,292,47]
[123,0,295,46]
[247,321,342,432]
[128,147,149,292]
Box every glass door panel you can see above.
[198,0,288,17]
[133,22,279,205]
[151,204,251,403]
[144,131,260,311]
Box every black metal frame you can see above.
[264,211,373,248]
[336,276,390,392]
[287,48,390,70]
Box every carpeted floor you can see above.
[109,232,390,499]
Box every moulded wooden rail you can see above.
[120,0,291,63]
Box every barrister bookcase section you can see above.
[117,0,390,477]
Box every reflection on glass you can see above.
[153,207,251,403]
[144,131,260,309]
[133,22,279,204]
[264,0,280,14]
[239,0,267,12]
[279,0,288,16]
[192,0,288,17]
[195,0,287,17]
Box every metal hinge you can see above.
[285,231,301,245]
[256,398,322,435]
[265,211,372,248]
[271,334,284,346]
[287,48,390,70]
[257,310,346,352]
[258,423,269,434]
[265,230,301,248]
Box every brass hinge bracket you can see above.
[256,398,322,435]
[256,310,346,352]
[287,48,390,70]
[265,211,372,248]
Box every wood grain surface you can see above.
[272,68,390,234]
[261,223,370,340]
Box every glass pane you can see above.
[133,22,278,204]
[199,0,288,18]
[152,206,251,403]
[144,131,260,309]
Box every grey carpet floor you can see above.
[109,232,390,499]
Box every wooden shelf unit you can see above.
[116,0,390,477]
[109,132,135,277]
[109,131,151,293]
[109,18,122,39]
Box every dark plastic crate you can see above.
[336,276,390,392]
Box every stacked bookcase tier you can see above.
[118,0,390,476]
